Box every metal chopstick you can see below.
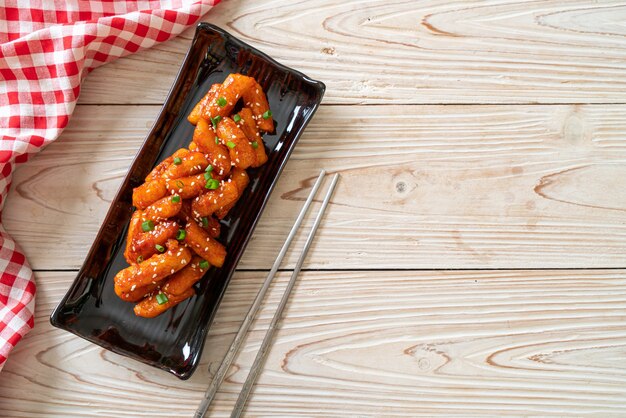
[230,173,340,418]
[194,169,327,418]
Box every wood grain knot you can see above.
[392,171,418,199]
[563,114,585,145]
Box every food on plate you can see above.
[115,73,273,317]
[216,117,256,169]
[191,118,231,177]
[182,221,227,268]
[237,108,268,167]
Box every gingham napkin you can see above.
[0,0,219,369]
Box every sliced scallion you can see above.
[141,220,154,232]
[205,179,219,190]
[156,293,169,305]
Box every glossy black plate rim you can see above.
[50,22,325,379]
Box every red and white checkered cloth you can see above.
[0,0,219,369]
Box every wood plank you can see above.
[4,104,626,270]
[78,0,626,105]
[2,269,626,416]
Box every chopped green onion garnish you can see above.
[141,220,154,232]
[156,293,169,305]
[173,157,182,165]
[233,114,241,123]
[216,97,227,107]
[205,179,219,190]
[176,229,186,240]
[204,171,212,180]
[205,164,213,172]
[262,110,272,119]
[155,244,165,252]
[171,195,180,203]
[136,255,144,263]
[201,217,209,227]
[215,136,219,144]
[227,141,236,149]
[199,260,210,270]
[251,141,259,149]
[211,115,222,128]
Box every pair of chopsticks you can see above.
[195,170,339,418]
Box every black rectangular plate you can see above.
[50,23,325,379]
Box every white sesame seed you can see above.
[131,285,136,291]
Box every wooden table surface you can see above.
[2,1,626,416]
